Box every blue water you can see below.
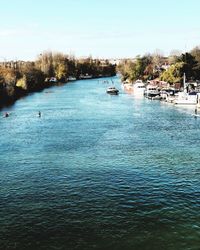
[1,77,200,250]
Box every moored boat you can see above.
[79,74,93,79]
[106,86,119,95]
[145,85,160,98]
[68,76,77,81]
[174,74,198,106]
[133,80,145,96]
[174,91,198,105]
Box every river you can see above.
[1,77,200,250]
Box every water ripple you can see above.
[1,77,200,249]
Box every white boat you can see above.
[79,74,93,79]
[145,85,160,98]
[174,74,198,106]
[174,91,197,105]
[68,76,77,81]
[133,80,145,96]
[106,86,119,95]
[49,77,57,83]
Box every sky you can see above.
[0,0,200,60]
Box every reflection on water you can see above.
[1,77,200,250]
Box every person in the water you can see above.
[4,112,9,118]
[38,111,41,117]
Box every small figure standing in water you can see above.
[4,112,9,118]
[38,111,41,117]
[194,107,198,118]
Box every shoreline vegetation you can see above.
[117,46,200,88]
[2,45,200,109]
[0,51,116,108]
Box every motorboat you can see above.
[145,85,160,98]
[133,80,145,96]
[174,73,198,105]
[49,77,57,83]
[160,89,177,99]
[106,86,119,95]
[79,74,93,79]
[68,76,77,81]
[174,91,198,105]
[152,95,162,100]
[160,88,179,103]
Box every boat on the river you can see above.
[49,77,57,83]
[145,85,160,98]
[174,74,198,106]
[68,76,77,81]
[106,86,119,95]
[133,80,145,96]
[79,74,93,79]
[174,91,198,105]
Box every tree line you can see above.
[117,46,200,85]
[0,52,116,107]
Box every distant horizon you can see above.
[0,49,194,62]
[1,0,200,61]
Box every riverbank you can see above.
[0,80,61,109]
[0,52,116,109]
[0,75,116,110]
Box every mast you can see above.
[183,73,187,93]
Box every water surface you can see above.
[1,77,200,250]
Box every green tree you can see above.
[18,63,45,91]
[160,62,183,84]
[178,53,197,80]
[190,47,200,79]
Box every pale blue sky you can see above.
[0,0,200,60]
